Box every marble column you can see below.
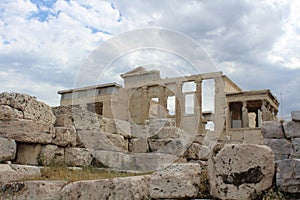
[242,101,249,128]
[195,79,203,134]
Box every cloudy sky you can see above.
[1,0,299,119]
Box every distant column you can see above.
[195,79,203,134]
[175,82,183,127]
[159,85,167,117]
[142,87,149,123]
[242,101,249,128]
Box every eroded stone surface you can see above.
[277,159,300,193]
[92,150,178,172]
[14,143,42,165]
[101,118,131,138]
[128,138,149,153]
[61,175,151,200]
[263,138,294,161]
[105,132,128,151]
[39,145,64,166]
[150,163,201,199]
[261,121,284,139]
[0,137,16,162]
[283,121,300,138]
[0,181,67,200]
[208,144,275,200]
[64,147,93,167]
[292,138,300,158]
[0,92,55,125]
[0,164,41,184]
[53,126,77,147]
[0,119,54,144]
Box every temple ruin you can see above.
[58,67,279,144]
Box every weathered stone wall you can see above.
[261,111,300,194]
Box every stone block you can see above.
[1,181,67,200]
[52,106,74,127]
[0,92,56,125]
[14,143,42,165]
[261,121,284,139]
[92,150,178,172]
[148,138,190,156]
[208,144,275,200]
[283,121,300,138]
[76,129,120,151]
[150,163,201,199]
[0,119,54,144]
[61,175,151,200]
[105,132,128,151]
[291,111,300,121]
[39,145,64,166]
[64,147,93,167]
[292,138,300,158]
[101,118,131,138]
[263,138,294,161]
[185,143,202,160]
[147,118,176,136]
[130,124,149,138]
[128,138,149,153]
[276,159,300,193]
[154,126,181,139]
[0,105,23,119]
[0,164,41,184]
[53,126,77,147]
[0,137,16,162]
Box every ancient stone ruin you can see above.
[0,68,299,199]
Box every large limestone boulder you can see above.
[100,118,131,138]
[64,147,93,167]
[0,137,16,162]
[0,164,41,184]
[148,138,189,156]
[261,121,284,139]
[0,181,67,200]
[276,158,300,193]
[53,126,77,147]
[0,119,54,144]
[61,175,151,200]
[128,138,149,153]
[92,150,178,172]
[147,118,176,136]
[150,163,201,199]
[52,106,74,127]
[0,105,23,119]
[263,138,294,161]
[283,121,300,138]
[292,138,300,158]
[14,143,42,166]
[39,145,64,166]
[0,92,55,125]
[208,144,275,200]
[131,124,149,138]
[104,132,128,151]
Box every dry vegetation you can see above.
[26,165,150,182]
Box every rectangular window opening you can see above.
[167,96,175,115]
[185,94,194,115]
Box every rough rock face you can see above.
[64,147,93,167]
[0,181,67,200]
[60,175,151,200]
[208,144,275,200]
[53,126,77,147]
[39,145,65,166]
[129,138,149,153]
[283,121,300,138]
[92,150,178,172]
[261,121,284,139]
[0,92,55,125]
[100,118,131,139]
[0,137,16,162]
[0,119,54,144]
[150,163,201,199]
[276,159,300,193]
[14,143,42,165]
[263,138,294,161]
[0,164,41,184]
